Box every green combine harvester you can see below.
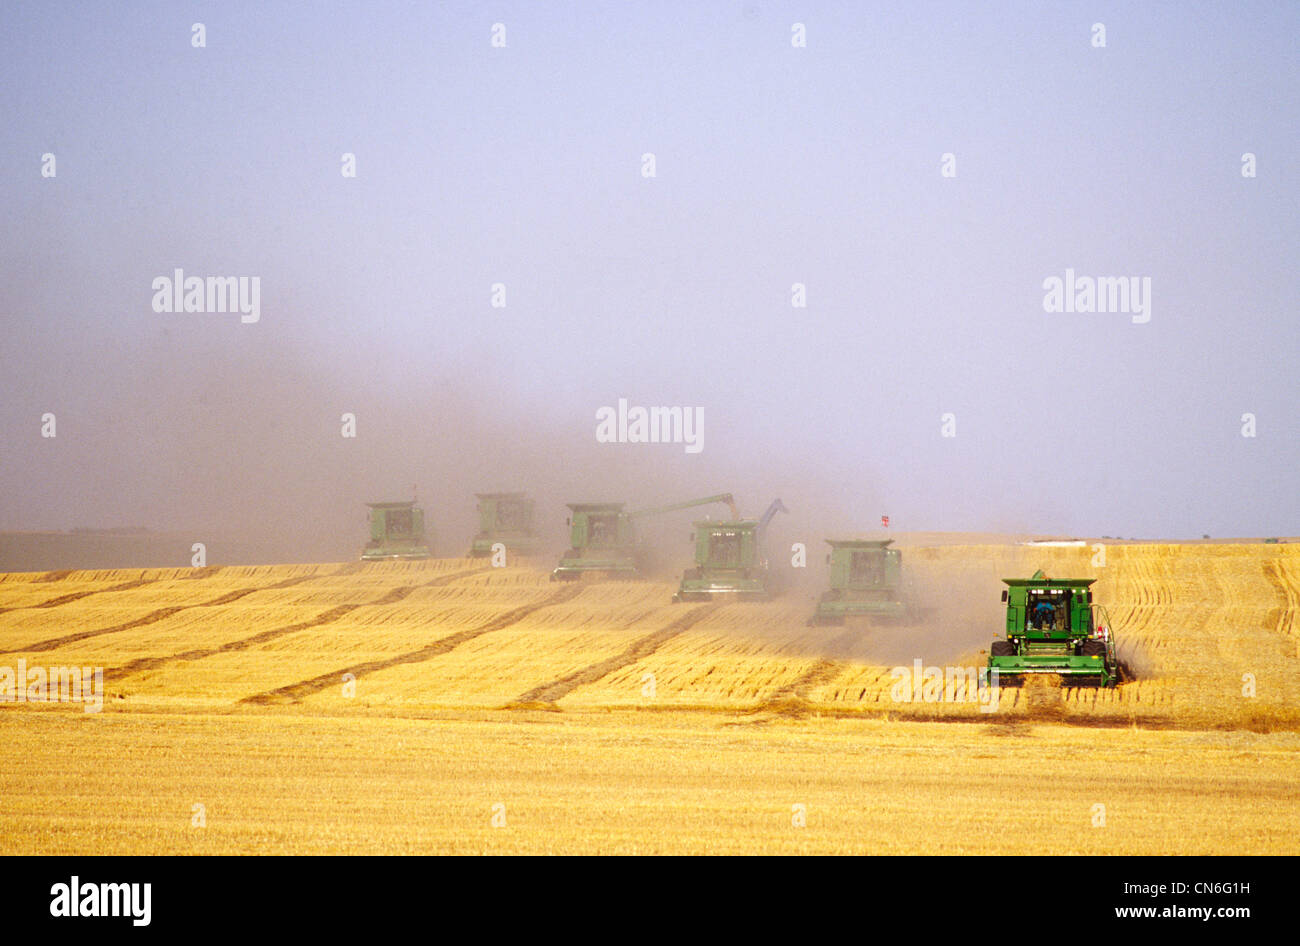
[673,499,788,602]
[551,493,737,581]
[988,569,1119,687]
[469,492,538,557]
[808,538,904,625]
[360,500,431,561]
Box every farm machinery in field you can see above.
[673,499,789,602]
[987,570,1119,687]
[551,493,737,580]
[808,538,904,625]
[469,492,539,557]
[360,501,431,561]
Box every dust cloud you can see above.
[0,333,939,571]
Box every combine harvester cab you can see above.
[469,492,538,557]
[673,499,788,602]
[988,569,1118,687]
[551,494,736,581]
[360,501,431,561]
[808,538,904,625]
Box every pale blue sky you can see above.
[2,1,1296,553]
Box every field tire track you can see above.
[508,603,722,708]
[239,579,576,706]
[107,567,493,681]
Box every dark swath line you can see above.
[614,607,665,631]
[107,592,397,680]
[749,628,860,710]
[0,565,232,615]
[0,578,154,616]
[765,659,846,703]
[508,602,721,707]
[0,570,327,656]
[108,567,492,681]
[5,604,188,655]
[240,583,583,706]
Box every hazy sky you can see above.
[2,1,1296,556]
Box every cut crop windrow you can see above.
[240,581,580,705]
[508,602,721,707]
[105,567,493,681]
[1263,560,1298,641]
[0,577,155,616]
[0,570,328,654]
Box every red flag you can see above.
[881,515,890,528]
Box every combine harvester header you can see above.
[988,569,1119,687]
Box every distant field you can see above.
[1,540,1297,854]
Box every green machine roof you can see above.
[1003,569,1096,588]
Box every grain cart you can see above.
[987,570,1118,686]
[808,538,904,625]
[360,501,431,561]
[469,492,538,557]
[673,499,789,601]
[551,494,737,580]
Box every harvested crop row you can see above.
[0,543,1295,727]
[299,584,673,710]
[240,584,586,706]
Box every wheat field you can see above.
[1,540,1297,854]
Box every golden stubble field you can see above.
[1,540,1298,854]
